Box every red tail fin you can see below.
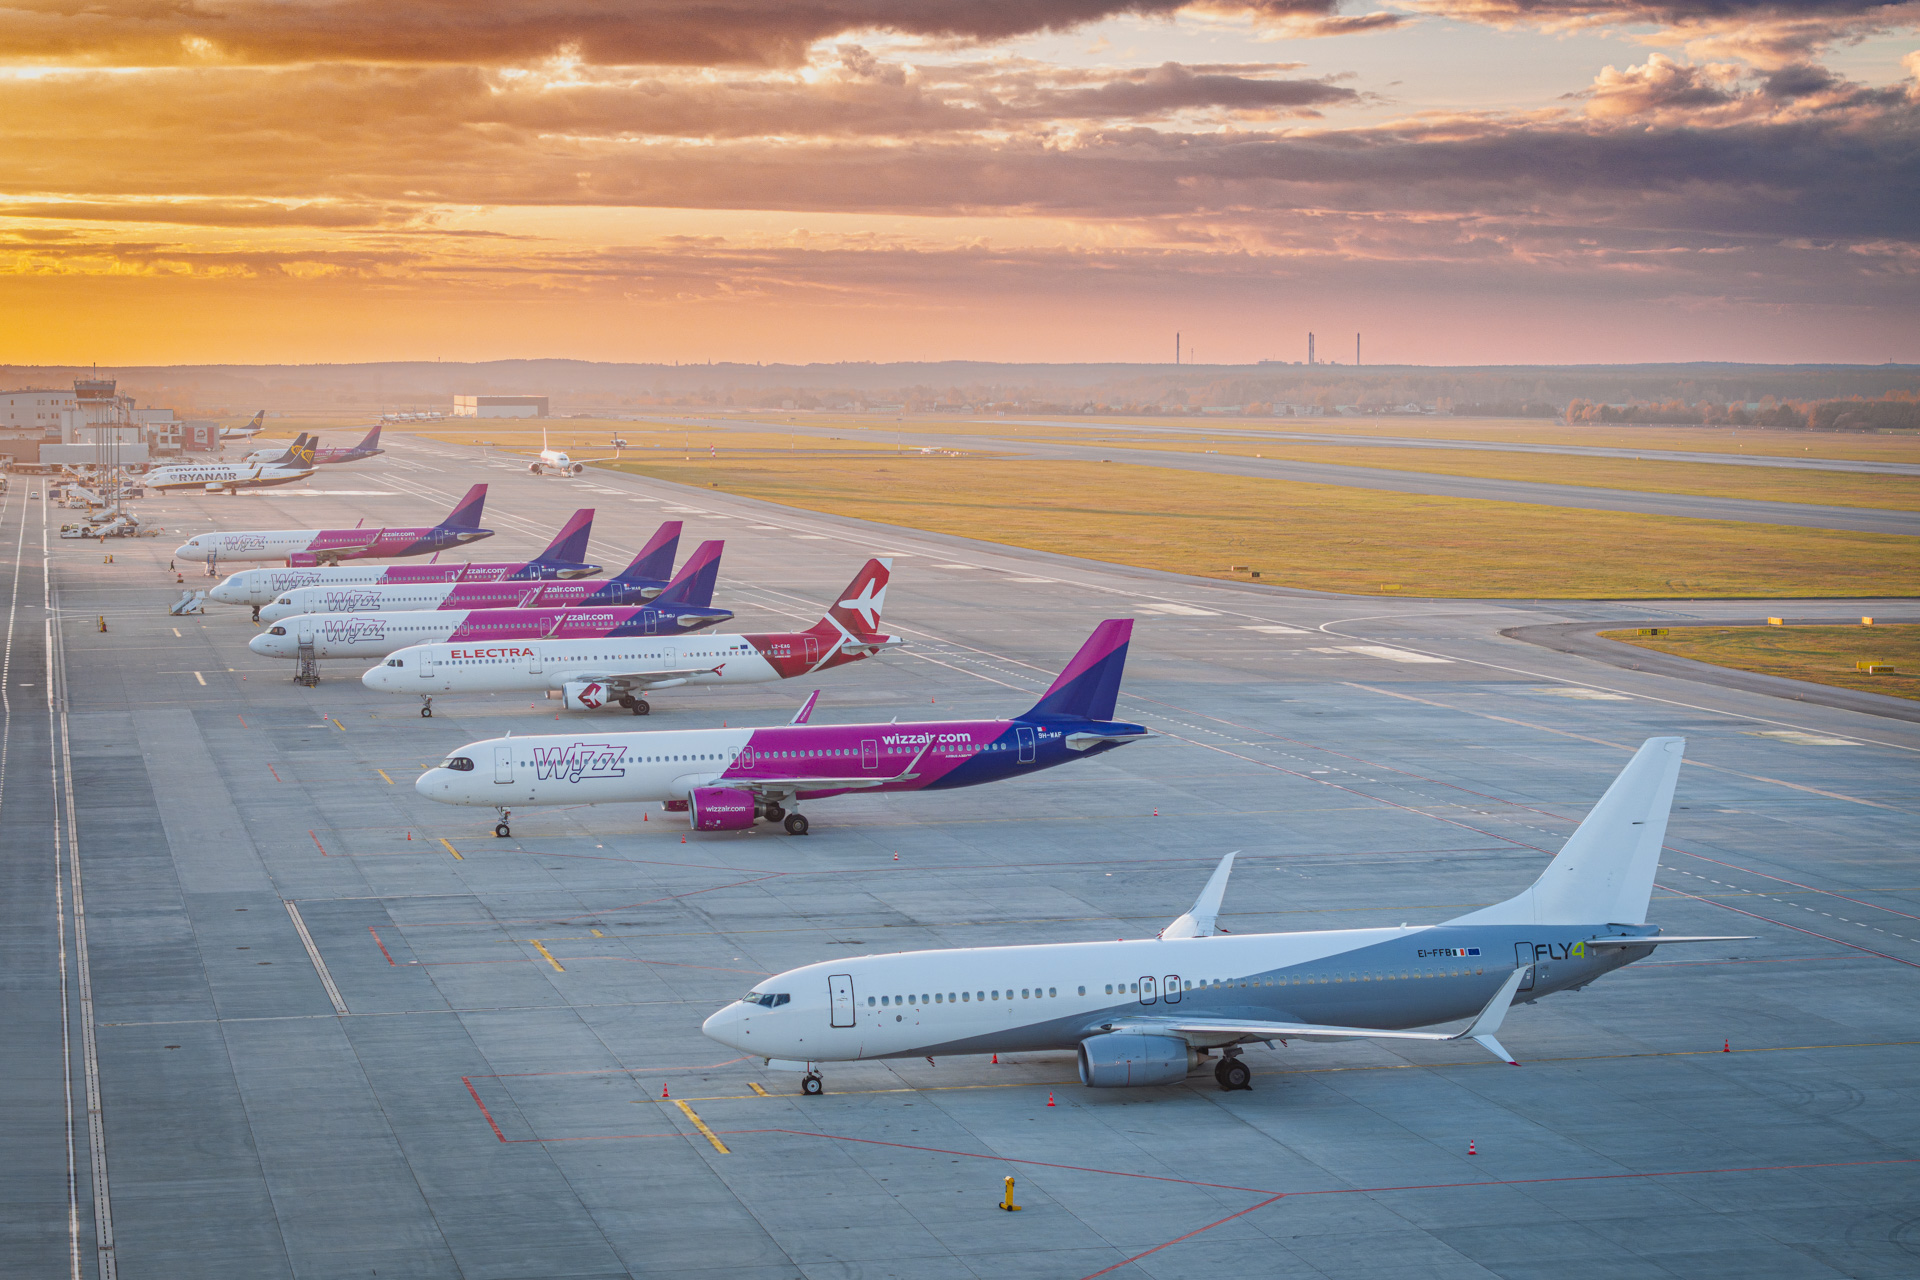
[821,558,891,639]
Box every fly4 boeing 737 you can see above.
[702,738,1749,1096]
[249,540,728,664]
[173,483,492,565]
[206,508,610,615]
[413,617,1146,836]
[258,518,682,623]
[368,557,900,719]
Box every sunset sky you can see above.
[3,0,1916,366]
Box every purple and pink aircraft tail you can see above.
[611,520,683,583]
[437,484,489,531]
[651,539,724,607]
[1021,619,1133,721]
[533,508,597,568]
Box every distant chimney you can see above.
[1355,333,1361,367]
[1176,332,1180,365]
[1307,332,1315,365]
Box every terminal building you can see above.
[0,378,185,467]
[453,394,548,419]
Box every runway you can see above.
[642,415,1920,536]
[10,436,1920,1279]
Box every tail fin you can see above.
[614,521,682,583]
[1449,737,1685,927]
[652,539,723,606]
[536,509,595,566]
[289,435,316,468]
[819,558,891,638]
[1020,619,1133,721]
[357,424,383,453]
[245,410,264,431]
[438,483,488,530]
[273,433,311,466]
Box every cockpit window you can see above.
[741,992,789,1008]
[268,626,287,636]
[386,658,404,667]
[439,756,475,772]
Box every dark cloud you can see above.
[1031,61,1359,115]
[0,199,412,228]
[1417,0,1920,64]
[0,0,1342,67]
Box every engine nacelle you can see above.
[560,679,610,710]
[690,787,756,831]
[568,462,584,476]
[1076,1033,1199,1088]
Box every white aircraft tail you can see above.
[1448,737,1684,927]
[1162,852,1236,939]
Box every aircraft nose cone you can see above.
[361,666,382,689]
[247,633,274,656]
[414,770,442,798]
[701,1005,746,1049]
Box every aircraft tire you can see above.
[633,699,650,715]
[495,823,511,839]
[420,706,433,718]
[801,1074,823,1096]
[763,804,786,823]
[783,813,810,836]
[1215,1058,1251,1091]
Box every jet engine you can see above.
[690,787,756,831]
[560,680,609,710]
[1076,1033,1200,1087]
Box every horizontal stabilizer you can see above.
[1582,934,1753,948]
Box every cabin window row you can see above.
[868,986,1075,1006]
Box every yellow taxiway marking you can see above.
[193,672,206,686]
[377,769,394,785]
[439,838,462,860]
[172,628,181,637]
[330,717,346,731]
[530,940,565,972]
[591,928,605,937]
[747,1083,770,1097]
[674,1100,730,1154]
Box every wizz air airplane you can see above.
[312,424,385,465]
[248,540,730,664]
[206,508,607,617]
[147,434,317,495]
[413,617,1146,837]
[702,738,1749,1096]
[257,518,680,623]
[368,557,898,719]
[173,483,493,565]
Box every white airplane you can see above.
[146,435,317,495]
[528,428,620,477]
[701,738,1751,1095]
[365,558,896,719]
[217,410,267,442]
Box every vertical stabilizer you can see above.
[1162,852,1236,939]
[1449,737,1685,926]
[1020,619,1133,721]
[536,509,595,566]
[357,424,383,454]
[615,521,683,583]
[439,484,488,530]
[651,540,724,607]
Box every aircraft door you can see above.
[1016,726,1036,763]
[1138,976,1157,1005]
[645,612,658,636]
[493,745,513,784]
[418,654,435,679]
[861,739,879,770]
[829,974,855,1028]
[1163,975,1182,1004]
[1515,942,1535,991]
[803,635,821,666]
[528,648,543,674]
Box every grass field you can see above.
[1601,625,1919,700]
[591,452,1919,598]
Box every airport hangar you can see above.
[3,431,1916,1280]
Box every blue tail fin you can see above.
[614,521,682,583]
[357,424,383,454]
[438,484,488,530]
[652,540,723,607]
[536,509,594,565]
[1020,620,1133,721]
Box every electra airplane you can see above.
[368,556,898,720]
[173,483,492,565]
[146,435,318,495]
[248,540,729,663]
[257,518,681,623]
[207,508,607,616]
[413,616,1145,837]
[701,738,1749,1095]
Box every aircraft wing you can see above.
[1103,966,1533,1065]
[720,741,934,797]
[580,666,723,690]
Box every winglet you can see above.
[1452,966,1530,1064]
[791,691,821,725]
[1162,852,1236,939]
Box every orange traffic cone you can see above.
[991,1054,998,1065]
[893,852,899,861]
[405,831,411,841]
[1468,1140,1476,1155]
[1153,808,1159,817]
[680,835,686,844]
[661,1083,669,1098]
[1723,1038,1730,1053]
[1046,1092,1055,1107]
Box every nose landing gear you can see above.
[419,695,434,719]
[801,1073,823,1096]
[494,807,511,839]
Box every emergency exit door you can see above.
[1137,976,1157,1005]
[1515,942,1535,990]
[494,745,513,784]
[829,974,855,1027]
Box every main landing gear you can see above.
[617,695,650,715]
[801,1073,823,1095]
[1214,1051,1251,1092]
[761,802,808,836]
[494,807,512,839]
[419,695,433,719]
